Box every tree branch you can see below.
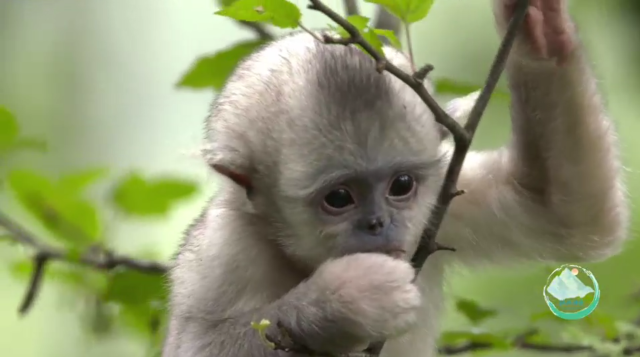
[304,0,530,355]
[0,210,169,314]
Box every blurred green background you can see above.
[1,0,639,356]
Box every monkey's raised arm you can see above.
[439,2,630,265]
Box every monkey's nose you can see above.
[366,217,385,234]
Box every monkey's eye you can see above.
[388,174,416,199]
[322,187,355,214]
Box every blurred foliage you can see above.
[1,0,640,356]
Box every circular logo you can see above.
[543,264,600,320]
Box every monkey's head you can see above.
[205,33,474,269]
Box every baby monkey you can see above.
[163,0,630,356]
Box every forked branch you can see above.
[305,0,531,355]
[0,210,169,315]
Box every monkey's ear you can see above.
[211,164,253,193]
[440,90,480,140]
[202,145,254,197]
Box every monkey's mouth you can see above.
[340,246,407,260]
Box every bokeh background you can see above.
[1,0,639,356]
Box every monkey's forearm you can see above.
[167,281,365,357]
[506,47,627,243]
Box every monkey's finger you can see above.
[526,6,548,59]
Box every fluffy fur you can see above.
[163,1,630,356]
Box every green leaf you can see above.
[218,0,238,6]
[177,40,265,90]
[347,15,370,30]
[522,330,554,344]
[104,269,167,306]
[330,16,385,57]
[251,319,276,349]
[361,30,385,56]
[434,78,510,100]
[7,169,102,246]
[365,0,435,24]
[58,168,109,194]
[583,312,620,340]
[111,173,198,216]
[0,106,19,147]
[530,310,563,323]
[455,298,498,325]
[215,0,301,29]
[439,330,510,349]
[373,29,402,48]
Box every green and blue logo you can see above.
[543,264,600,320]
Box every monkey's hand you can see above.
[493,0,576,65]
[309,253,421,349]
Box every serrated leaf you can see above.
[7,169,102,246]
[177,40,265,90]
[455,298,498,325]
[373,29,401,48]
[346,15,370,30]
[360,30,384,56]
[365,0,434,24]
[215,0,301,29]
[333,16,385,57]
[111,173,198,216]
[0,106,19,147]
[58,168,109,194]
[434,78,510,100]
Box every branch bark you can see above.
[0,210,169,314]
[305,0,530,355]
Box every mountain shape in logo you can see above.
[546,267,595,301]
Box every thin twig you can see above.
[307,0,530,355]
[18,252,48,315]
[307,0,467,141]
[0,211,169,274]
[410,0,530,272]
[0,210,169,314]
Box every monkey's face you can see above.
[275,150,444,269]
